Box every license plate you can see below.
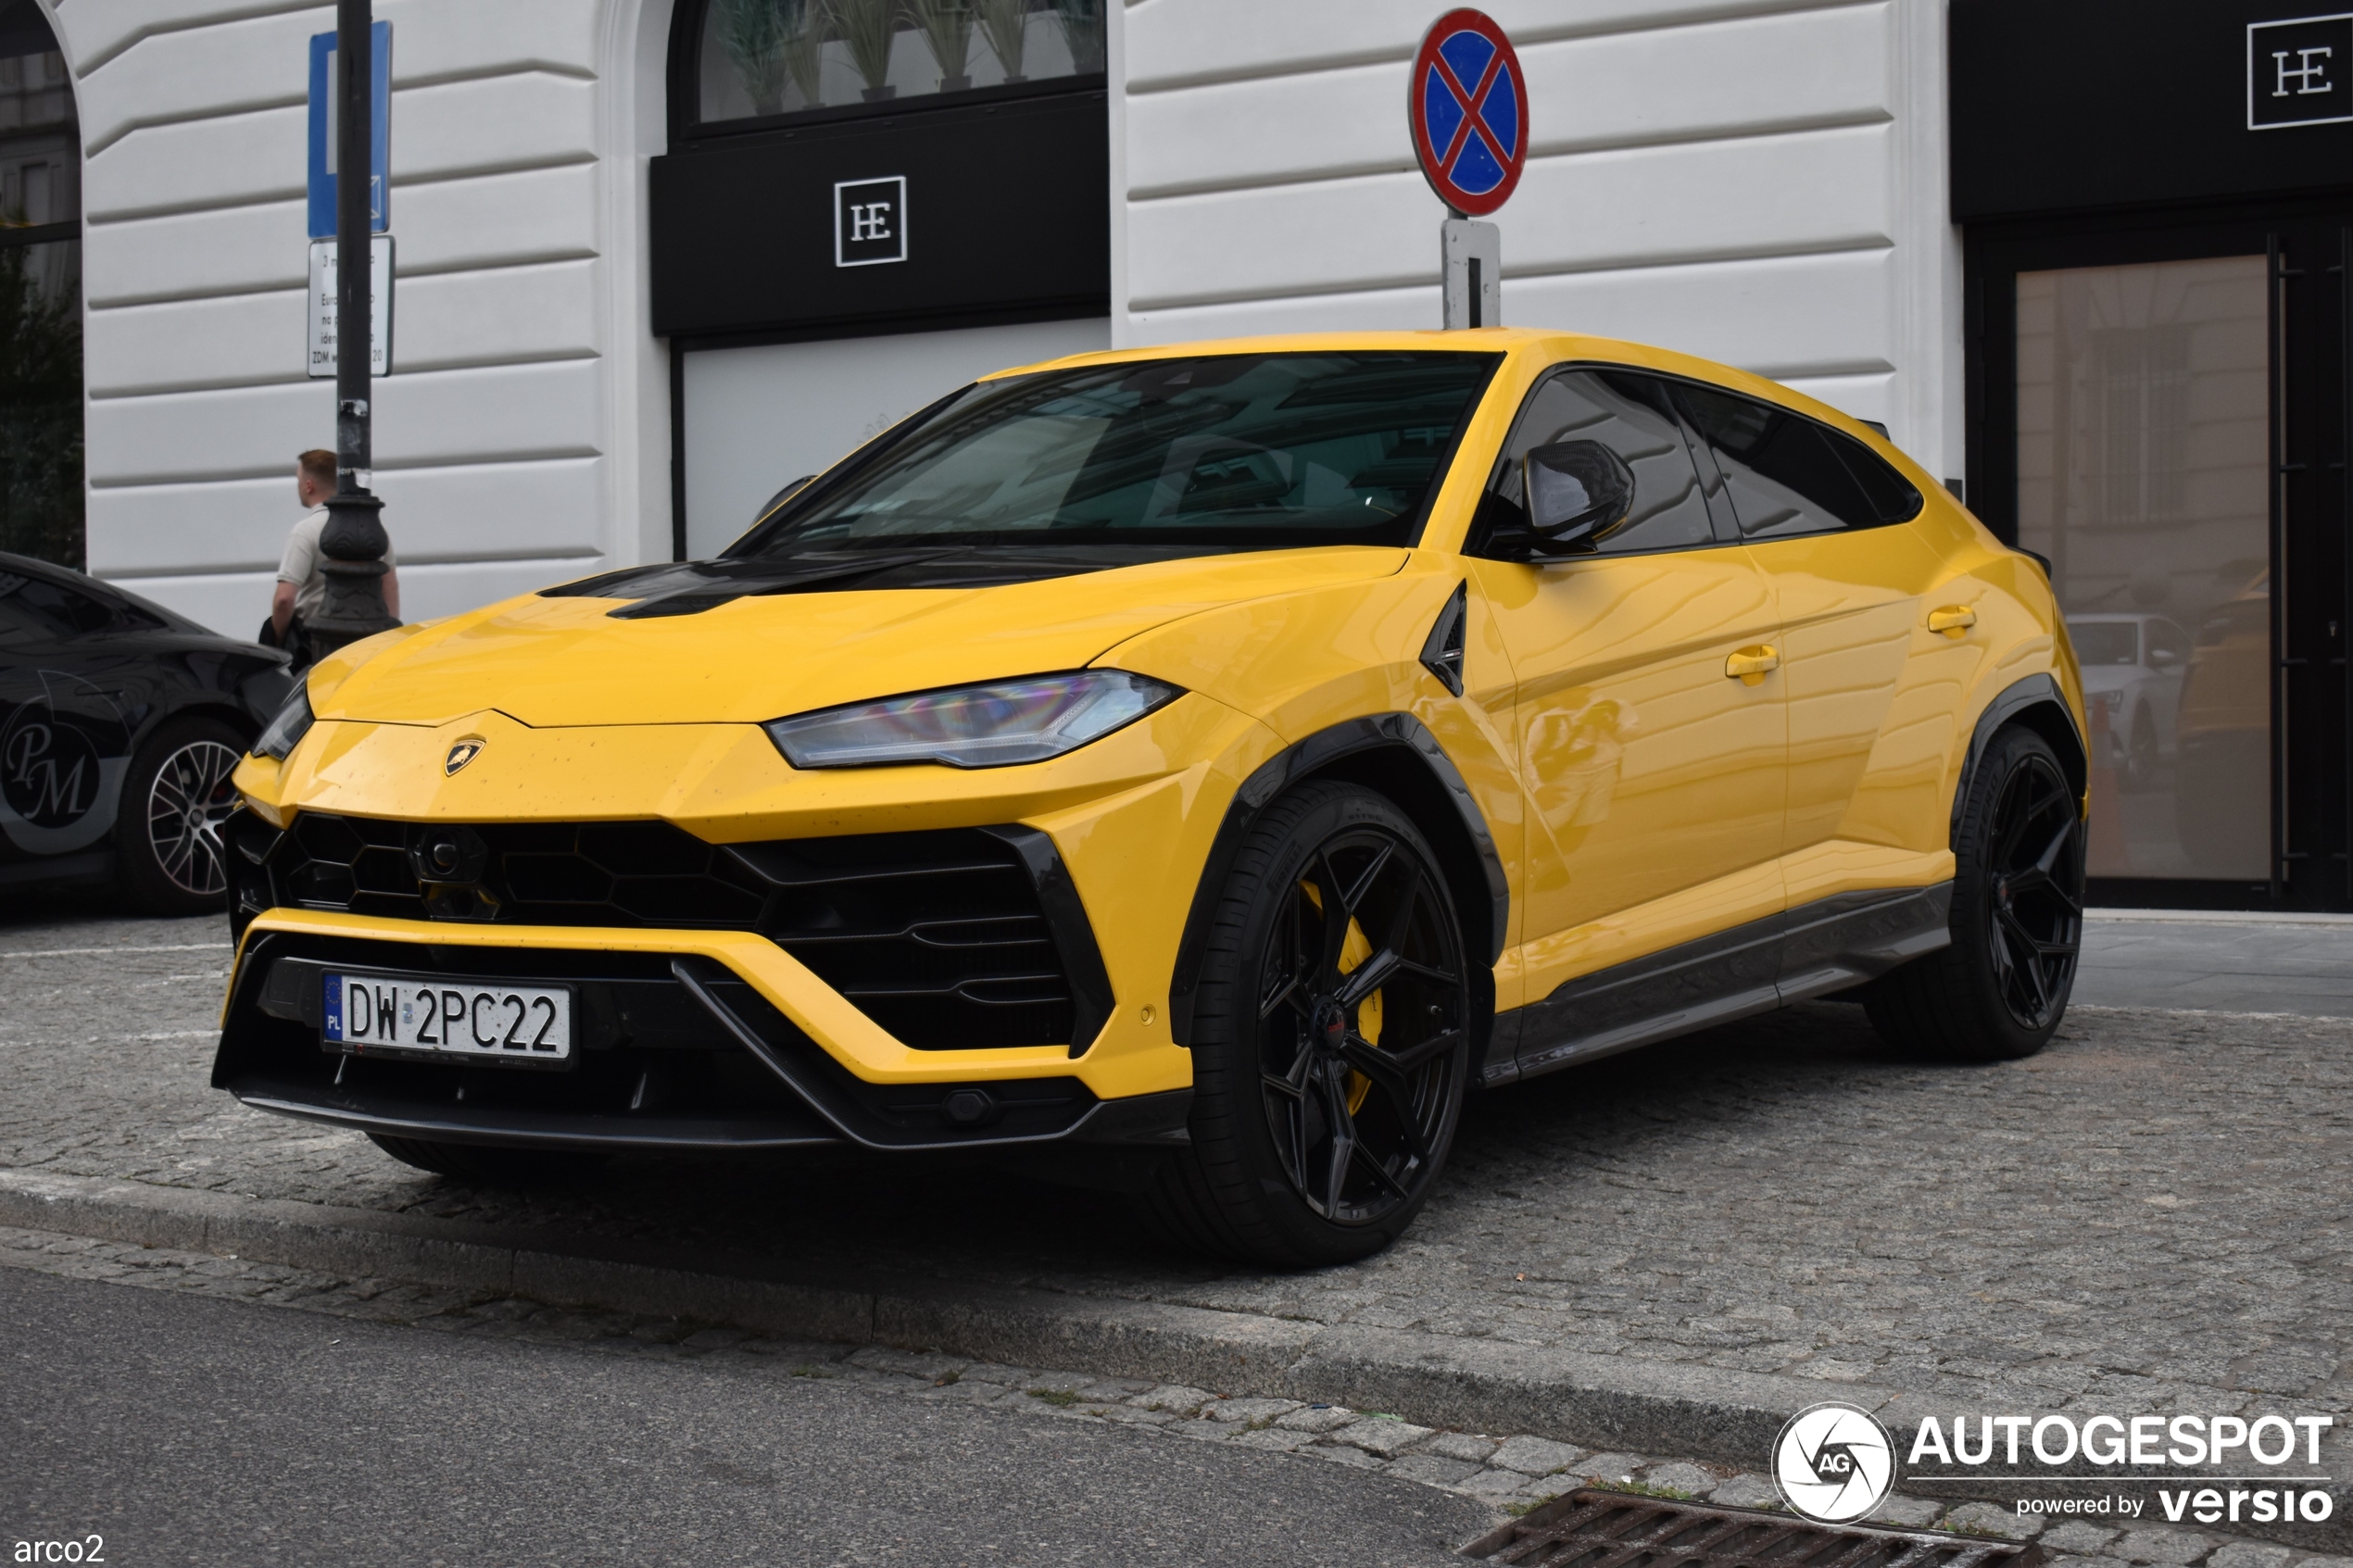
[322,972,574,1066]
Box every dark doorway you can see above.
[0,0,80,570]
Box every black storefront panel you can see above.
[649,92,1109,342]
[1952,0,2353,221]
[1954,1,2353,908]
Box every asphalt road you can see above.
[0,1265,1490,1567]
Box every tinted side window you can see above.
[1474,370,1714,558]
[0,571,132,636]
[1676,384,1922,540]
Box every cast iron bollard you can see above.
[305,478,397,658]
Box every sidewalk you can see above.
[2077,910,2353,1015]
[1,912,2347,1550]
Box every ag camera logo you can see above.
[1774,1401,1896,1523]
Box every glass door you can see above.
[2015,257,2271,880]
[1969,212,2351,909]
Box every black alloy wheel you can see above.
[1864,724,2083,1060]
[118,717,246,915]
[1144,782,1473,1266]
[1981,744,2084,1031]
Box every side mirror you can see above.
[1523,440,1636,552]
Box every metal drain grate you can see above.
[1462,1489,2047,1568]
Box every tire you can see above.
[1864,725,2084,1060]
[116,716,246,916]
[367,1134,607,1186]
[1140,782,1475,1268]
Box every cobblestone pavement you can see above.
[3,916,2350,1436]
[3,1223,2347,1568]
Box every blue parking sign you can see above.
[308,22,391,241]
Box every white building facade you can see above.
[35,0,2353,908]
[56,0,1957,624]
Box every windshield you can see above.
[730,351,1501,558]
[2071,621,2141,666]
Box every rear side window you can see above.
[1473,370,1715,558]
[0,571,148,636]
[1674,384,1922,540]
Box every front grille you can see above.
[212,931,1102,1150]
[225,810,1110,1053]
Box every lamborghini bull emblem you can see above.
[444,737,484,776]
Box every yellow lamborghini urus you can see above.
[217,331,2087,1267]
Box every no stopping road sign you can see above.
[1408,8,1529,217]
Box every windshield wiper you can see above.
[606,550,962,618]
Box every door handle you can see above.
[1725,645,1780,684]
[1927,606,1978,636]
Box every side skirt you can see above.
[1487,883,1953,1085]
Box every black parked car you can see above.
[0,551,293,913]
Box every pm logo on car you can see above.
[445,737,484,776]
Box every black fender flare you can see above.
[1952,671,2087,848]
[1165,712,1509,1045]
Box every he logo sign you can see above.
[2249,15,2353,128]
[835,176,909,267]
[2274,44,2334,94]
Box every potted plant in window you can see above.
[782,0,826,108]
[975,0,1028,82]
[1050,0,1101,74]
[911,0,976,92]
[833,0,900,101]
[711,0,792,115]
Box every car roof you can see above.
[979,329,1897,457]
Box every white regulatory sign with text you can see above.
[307,235,394,378]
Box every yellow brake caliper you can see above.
[1302,881,1382,1113]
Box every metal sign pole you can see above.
[1441,217,1501,330]
[309,0,397,656]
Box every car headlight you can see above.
[2093,688,2125,710]
[253,684,315,760]
[764,671,1183,770]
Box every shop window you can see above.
[2016,257,2271,881]
[692,0,1103,131]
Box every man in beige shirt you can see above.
[272,448,398,646]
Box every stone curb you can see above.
[0,1167,1869,1465]
[3,1165,2345,1560]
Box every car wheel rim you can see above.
[1983,751,2082,1031]
[146,739,242,897]
[1255,825,1467,1227]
